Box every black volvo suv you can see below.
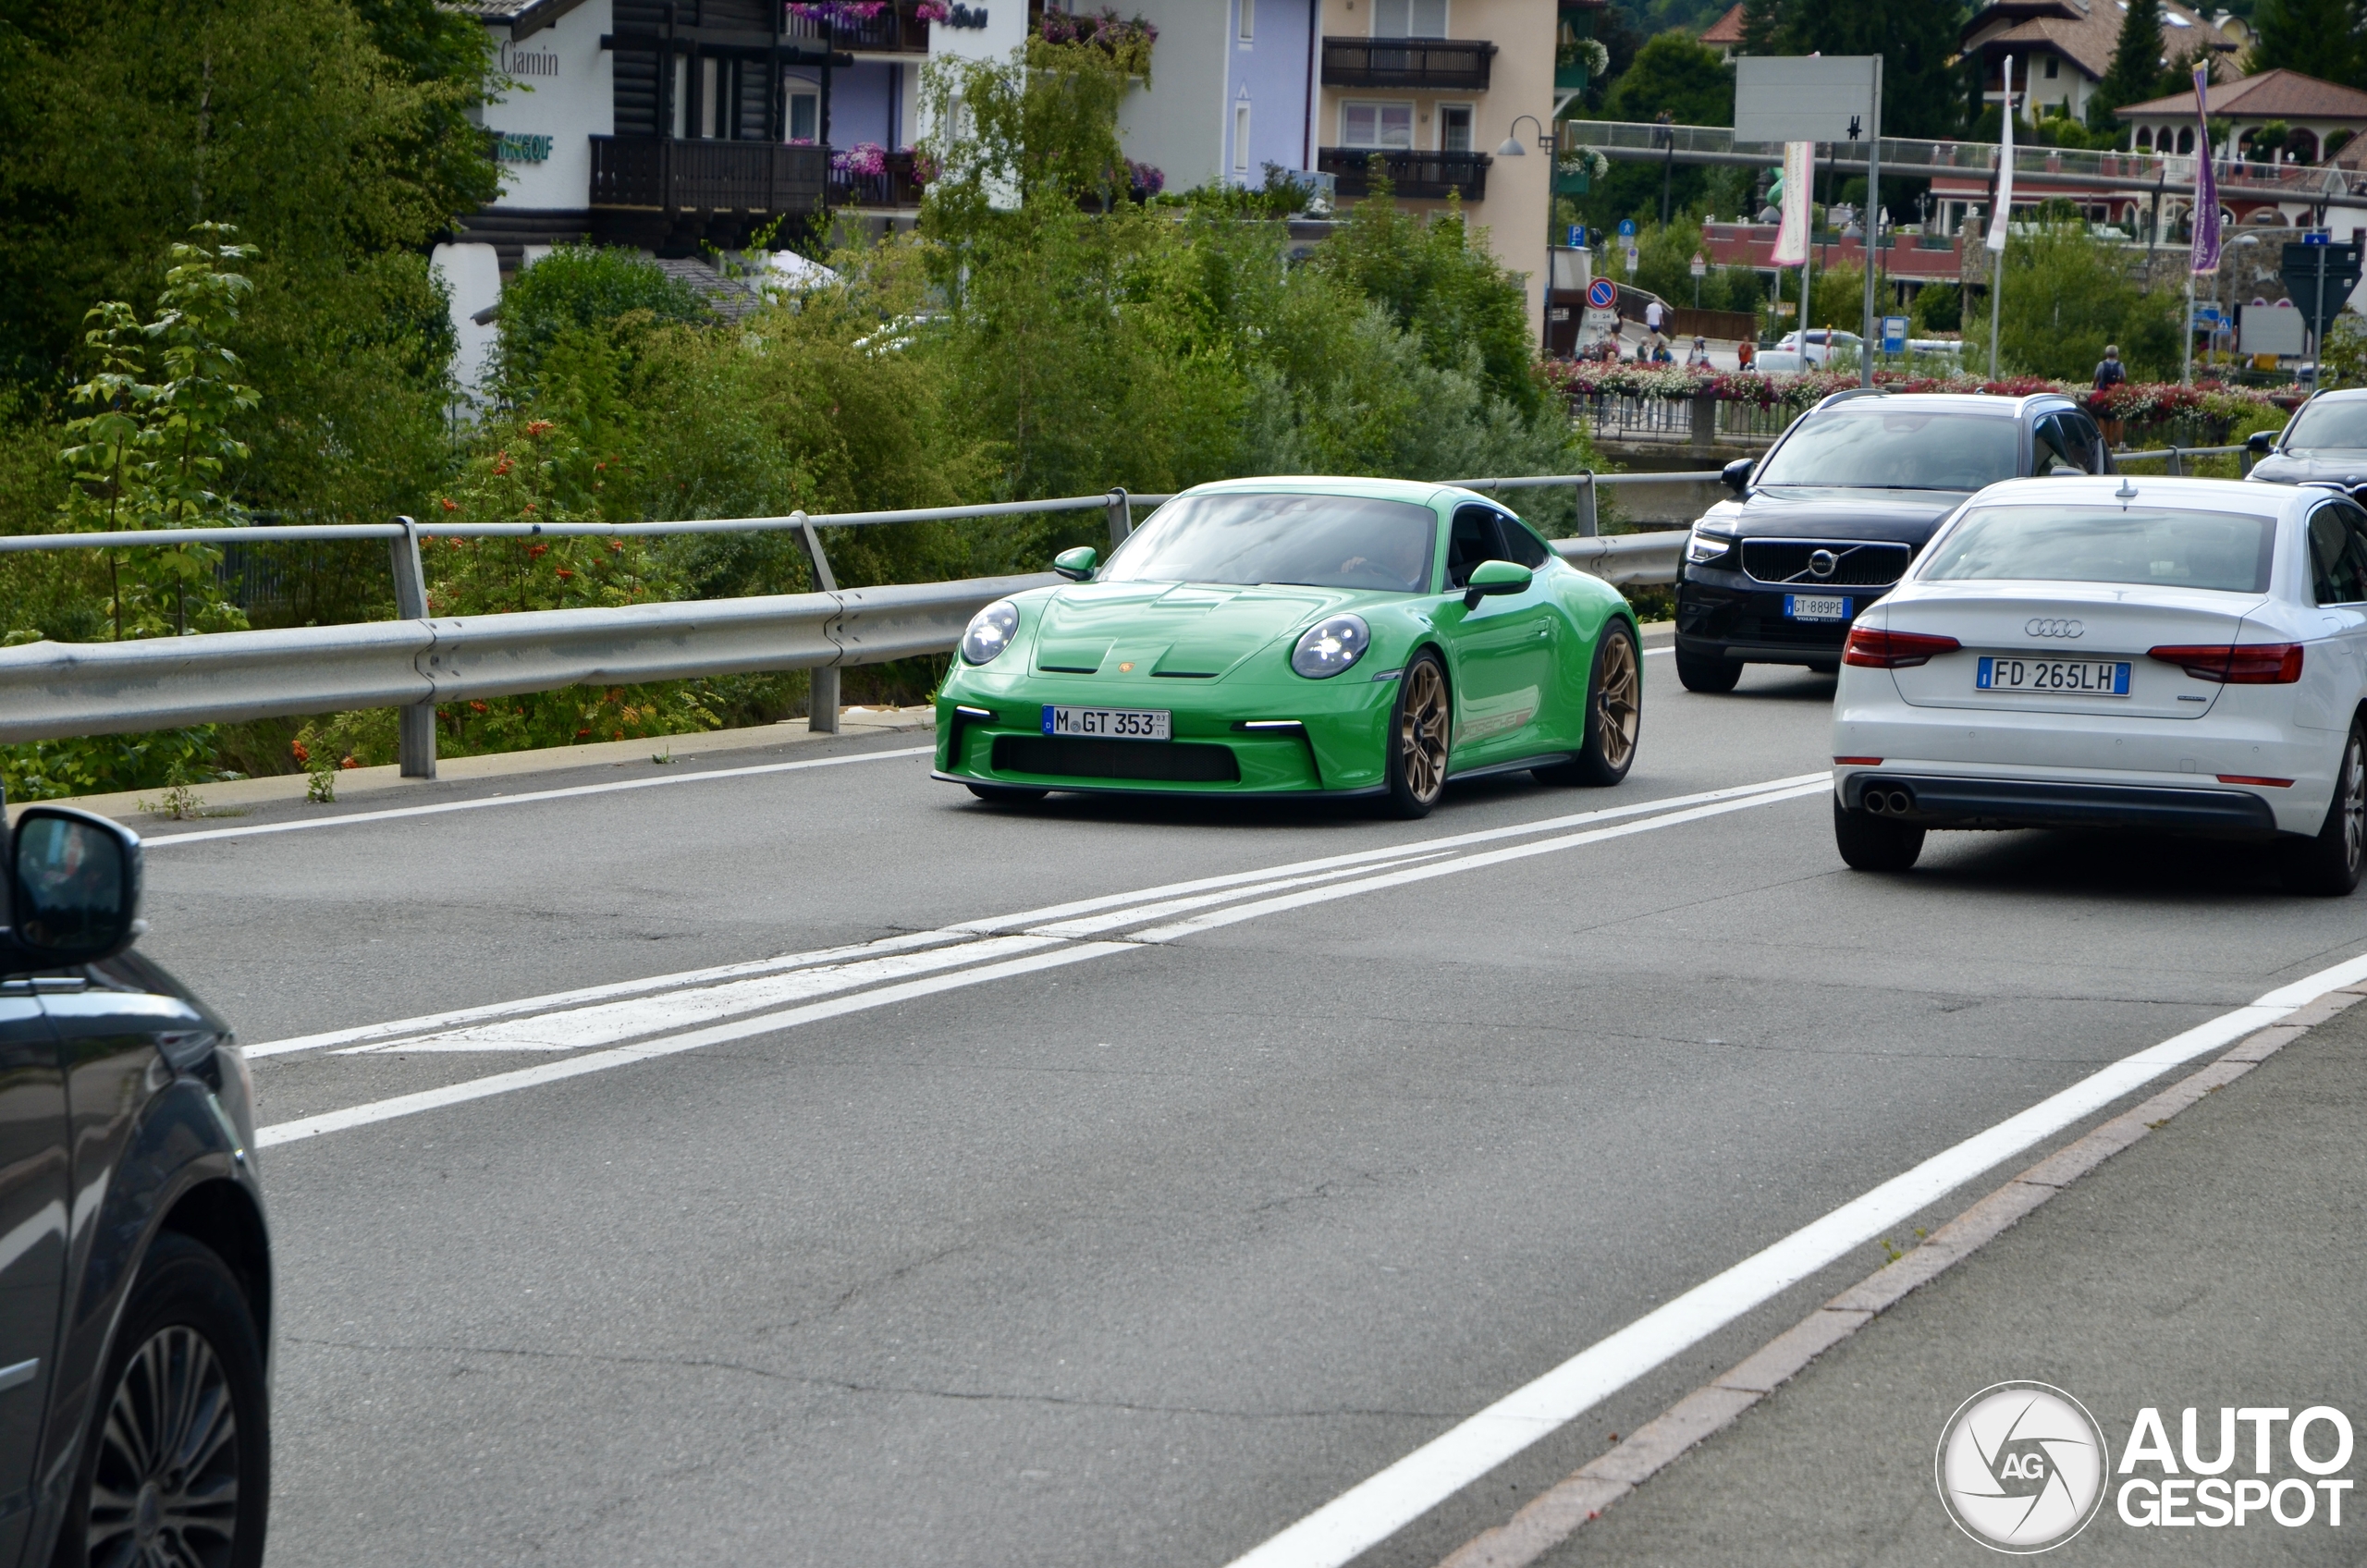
[1674,391,2116,692]
[1,804,269,1568]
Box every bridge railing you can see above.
[0,473,1713,778]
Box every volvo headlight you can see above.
[1686,528,1736,565]
[1290,614,1370,679]
[962,599,1019,665]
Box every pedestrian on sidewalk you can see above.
[1686,336,1712,369]
[1736,338,1757,372]
[2092,343,2128,448]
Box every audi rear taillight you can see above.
[1843,628,1961,669]
[2146,643,2305,684]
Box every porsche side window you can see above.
[2308,502,2367,606]
[1447,507,1497,589]
[1493,514,1551,570]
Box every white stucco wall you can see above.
[1118,1,1227,191]
[431,243,505,397]
[480,0,615,210]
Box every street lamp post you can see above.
[1497,114,1561,352]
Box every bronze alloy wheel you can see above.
[1399,657,1449,805]
[1593,628,1640,773]
[87,1324,242,1568]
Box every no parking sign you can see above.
[1586,277,1617,310]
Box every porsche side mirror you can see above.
[1463,558,1532,609]
[1722,458,1754,493]
[2248,431,2275,457]
[1,806,142,974]
[1052,545,1098,582]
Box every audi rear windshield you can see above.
[1102,492,1439,593]
[2281,398,2367,452]
[1757,409,2018,491]
[1920,506,2277,594]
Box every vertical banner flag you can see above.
[2189,65,2221,276]
[1770,141,1813,266]
[1987,56,2015,254]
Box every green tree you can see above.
[2088,0,2167,130]
[1739,0,1785,55]
[1602,33,1735,126]
[1781,0,1968,141]
[492,249,707,395]
[1996,225,2181,381]
[2247,0,2365,90]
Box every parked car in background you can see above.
[1774,328,1862,367]
[1676,391,2117,692]
[1,805,270,1567]
[2247,387,2367,503]
[1831,475,2367,892]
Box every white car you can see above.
[1830,475,2367,893]
[1775,328,1862,367]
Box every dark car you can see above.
[1,805,269,1568]
[2246,387,2367,502]
[1673,390,2117,692]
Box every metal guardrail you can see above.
[0,473,1713,776]
[2116,444,2253,476]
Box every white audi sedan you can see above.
[1830,475,2367,893]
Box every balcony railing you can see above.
[783,4,930,54]
[1321,36,1496,92]
[589,137,829,214]
[828,149,926,208]
[1318,146,1490,202]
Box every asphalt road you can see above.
[125,651,2367,1568]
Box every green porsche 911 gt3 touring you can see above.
[934,477,1643,817]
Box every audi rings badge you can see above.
[2025,618,2085,639]
[1807,549,1839,580]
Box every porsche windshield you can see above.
[1757,409,2018,490]
[1103,493,1438,593]
[2281,399,2367,452]
[1920,506,2277,594]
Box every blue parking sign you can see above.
[1881,314,1908,354]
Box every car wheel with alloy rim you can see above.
[1537,620,1641,787]
[2282,722,2366,896]
[64,1231,268,1568]
[1384,652,1451,818]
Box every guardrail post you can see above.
[1105,487,1132,550]
[2239,445,2256,478]
[793,510,840,734]
[1576,473,1599,538]
[2166,445,2184,477]
[390,517,437,779]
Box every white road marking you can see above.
[1642,647,1671,656]
[1218,948,2367,1568]
[142,744,936,848]
[245,773,1825,1060]
[252,778,1829,1145]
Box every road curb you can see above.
[1434,983,2367,1568]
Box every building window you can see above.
[1439,104,1471,153]
[788,90,819,142]
[1370,0,1448,38]
[1234,103,1252,170]
[1342,102,1415,148]
[700,57,720,138]
[2177,126,2193,154]
[2042,55,2057,80]
[2136,126,2153,150]
[1238,0,1254,43]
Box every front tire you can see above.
[1834,797,1924,872]
[2283,724,2365,896]
[1382,652,1451,819]
[59,1232,269,1568]
[1675,644,1741,693]
[1536,619,1640,787]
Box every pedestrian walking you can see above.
[1736,338,1757,372]
[1686,336,1712,369]
[2092,343,2128,447]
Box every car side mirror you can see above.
[2,807,142,971]
[2248,431,2275,457]
[1721,458,1754,493]
[1052,545,1098,582]
[1462,558,1533,609]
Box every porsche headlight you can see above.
[1291,614,1370,679]
[1686,528,1737,566]
[961,599,1019,665]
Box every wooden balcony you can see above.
[1318,146,1490,202]
[1320,36,1497,92]
[828,149,926,208]
[784,3,930,55]
[589,137,828,214]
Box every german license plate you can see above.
[1042,705,1171,740]
[1976,656,2131,696]
[1784,594,1852,621]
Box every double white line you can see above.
[249,772,1831,1149]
